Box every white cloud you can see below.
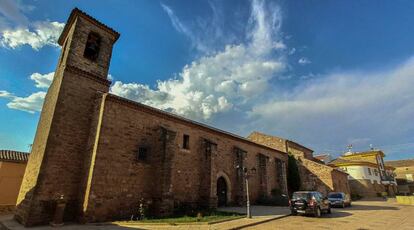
[6,91,46,113]
[30,72,54,88]
[0,90,14,98]
[0,0,31,28]
[0,72,54,113]
[298,57,311,65]
[113,0,285,120]
[161,1,238,54]
[250,57,414,154]
[1,21,64,50]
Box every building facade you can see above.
[248,132,350,196]
[386,159,414,195]
[330,150,397,197]
[15,8,288,226]
[0,150,29,206]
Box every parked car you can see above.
[289,191,331,217]
[328,192,351,208]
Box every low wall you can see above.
[0,205,15,215]
[396,196,414,205]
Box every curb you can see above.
[230,214,290,230]
[99,215,245,227]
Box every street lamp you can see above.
[237,166,256,218]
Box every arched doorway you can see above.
[217,177,228,206]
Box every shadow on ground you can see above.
[218,205,290,217]
[342,204,399,211]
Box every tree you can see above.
[287,153,301,195]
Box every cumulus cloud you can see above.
[112,0,285,120]
[298,57,311,65]
[0,0,64,50]
[30,72,54,88]
[5,91,46,113]
[1,21,64,50]
[0,72,54,113]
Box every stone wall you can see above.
[15,11,116,227]
[79,94,288,222]
[247,132,350,196]
[248,132,287,153]
[15,8,289,226]
[349,179,385,197]
[297,158,350,196]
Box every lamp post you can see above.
[242,167,256,218]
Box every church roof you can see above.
[0,150,30,163]
[58,7,120,46]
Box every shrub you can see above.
[351,193,362,200]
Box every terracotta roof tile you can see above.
[0,150,30,163]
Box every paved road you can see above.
[243,200,414,230]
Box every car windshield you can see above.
[292,192,310,200]
[328,193,343,199]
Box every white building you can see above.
[329,150,397,197]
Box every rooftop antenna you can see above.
[344,144,353,155]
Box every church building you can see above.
[15,8,288,226]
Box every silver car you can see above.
[327,192,351,208]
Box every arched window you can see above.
[84,32,101,61]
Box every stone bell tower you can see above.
[15,8,119,226]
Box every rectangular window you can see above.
[368,168,372,175]
[136,147,148,161]
[374,169,378,177]
[183,134,190,149]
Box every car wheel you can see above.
[314,207,321,217]
[291,211,297,216]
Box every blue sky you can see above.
[0,0,413,160]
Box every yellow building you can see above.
[386,159,414,195]
[329,150,397,197]
[0,150,29,206]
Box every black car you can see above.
[289,191,331,217]
[328,192,351,208]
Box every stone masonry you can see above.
[15,8,288,226]
[248,132,350,196]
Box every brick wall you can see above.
[297,158,350,196]
[16,8,289,226]
[15,12,116,227]
[80,94,288,222]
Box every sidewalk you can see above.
[0,206,290,230]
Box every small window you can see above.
[183,134,190,149]
[368,168,372,175]
[84,32,101,61]
[136,147,148,161]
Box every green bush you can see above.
[351,193,362,200]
